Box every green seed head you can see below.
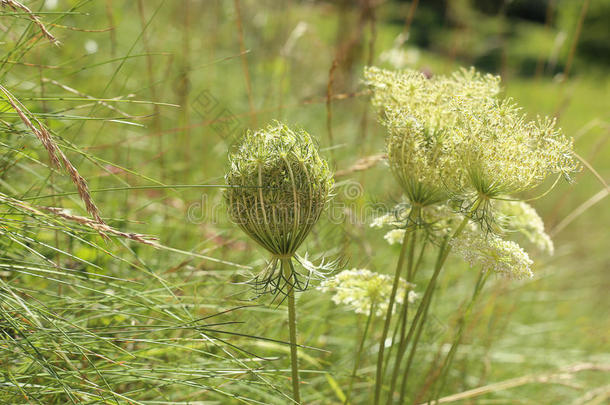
[225,123,334,259]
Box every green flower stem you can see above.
[282,259,301,404]
[396,214,472,403]
[344,301,376,405]
[388,239,428,374]
[398,278,434,404]
[373,208,418,405]
[387,213,421,403]
[410,237,428,280]
[430,269,490,403]
[386,239,429,384]
[383,235,415,388]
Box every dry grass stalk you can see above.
[234,0,256,126]
[0,192,157,246]
[0,85,105,225]
[326,58,339,164]
[41,78,131,118]
[42,206,159,246]
[1,0,60,45]
[334,153,386,177]
[423,363,610,404]
[561,0,590,82]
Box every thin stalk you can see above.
[386,239,428,389]
[386,303,404,376]
[373,209,417,405]
[136,0,163,182]
[397,214,473,403]
[384,231,417,385]
[345,301,376,405]
[430,270,490,403]
[411,239,428,280]
[398,277,433,403]
[234,0,256,126]
[283,258,301,404]
[387,211,421,402]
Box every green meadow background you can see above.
[1,0,608,403]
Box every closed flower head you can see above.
[225,122,334,294]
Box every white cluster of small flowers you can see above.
[495,200,554,255]
[370,213,400,229]
[364,66,577,206]
[383,229,406,245]
[370,205,412,245]
[364,66,576,280]
[372,203,465,245]
[370,200,546,279]
[450,231,534,279]
[318,269,417,317]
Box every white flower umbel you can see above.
[365,66,501,207]
[450,230,534,279]
[495,200,554,255]
[319,269,416,317]
[365,66,578,222]
[447,100,578,207]
[384,229,406,245]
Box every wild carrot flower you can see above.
[365,66,576,403]
[450,232,534,279]
[364,66,578,220]
[318,269,417,317]
[225,122,334,404]
[447,100,578,219]
[364,66,500,207]
[225,122,334,294]
[495,200,554,255]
